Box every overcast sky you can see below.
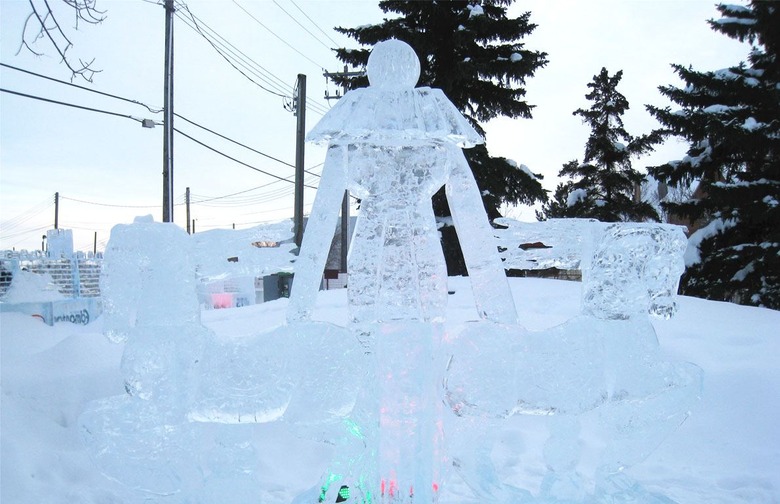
[0,0,750,252]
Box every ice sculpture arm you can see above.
[287,144,348,323]
[445,145,518,324]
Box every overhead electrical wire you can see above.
[59,195,165,208]
[1,85,320,193]
[0,195,55,232]
[174,5,290,100]
[173,1,329,116]
[173,127,318,190]
[231,0,326,70]
[289,0,341,46]
[272,0,332,50]
[1,63,317,181]
[0,62,162,113]
[1,224,52,242]
[175,113,321,178]
[0,87,161,125]
[190,174,320,208]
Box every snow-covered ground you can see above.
[1,277,778,503]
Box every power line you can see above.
[190,173,320,208]
[174,5,289,100]
[0,195,55,232]
[0,224,51,242]
[173,3,328,116]
[231,0,327,72]
[272,0,332,50]
[0,62,163,113]
[173,127,318,189]
[0,87,160,125]
[59,196,165,208]
[175,113,321,177]
[289,0,340,46]
[1,64,318,177]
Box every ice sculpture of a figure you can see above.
[288,39,516,503]
[445,223,702,504]
[81,217,297,501]
[80,217,207,495]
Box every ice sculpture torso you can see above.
[347,144,452,323]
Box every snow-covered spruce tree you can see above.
[333,0,548,274]
[646,2,779,309]
[538,68,660,222]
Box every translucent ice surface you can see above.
[288,39,518,502]
[81,40,702,504]
[444,220,701,503]
[82,217,298,496]
[291,39,516,328]
[495,219,688,319]
[583,223,687,320]
[191,220,295,279]
[494,217,598,271]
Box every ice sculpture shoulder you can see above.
[308,39,482,148]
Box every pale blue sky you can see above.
[0,0,749,252]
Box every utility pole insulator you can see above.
[323,67,365,102]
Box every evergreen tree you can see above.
[332,0,548,274]
[646,2,780,309]
[539,68,660,222]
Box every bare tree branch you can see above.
[17,0,106,82]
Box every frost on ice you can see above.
[79,40,701,504]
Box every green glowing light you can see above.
[344,418,365,440]
[319,472,343,503]
[336,485,350,502]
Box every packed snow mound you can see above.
[2,270,66,303]
[2,280,779,503]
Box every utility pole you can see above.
[162,0,175,223]
[54,191,59,229]
[324,66,363,272]
[93,232,97,255]
[185,187,191,234]
[293,74,306,248]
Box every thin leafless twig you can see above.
[17,0,106,82]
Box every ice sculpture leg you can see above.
[446,146,517,325]
[288,145,348,323]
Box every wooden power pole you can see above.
[324,66,363,272]
[162,0,175,223]
[185,187,191,234]
[294,74,306,248]
[54,191,59,230]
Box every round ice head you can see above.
[367,39,420,89]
